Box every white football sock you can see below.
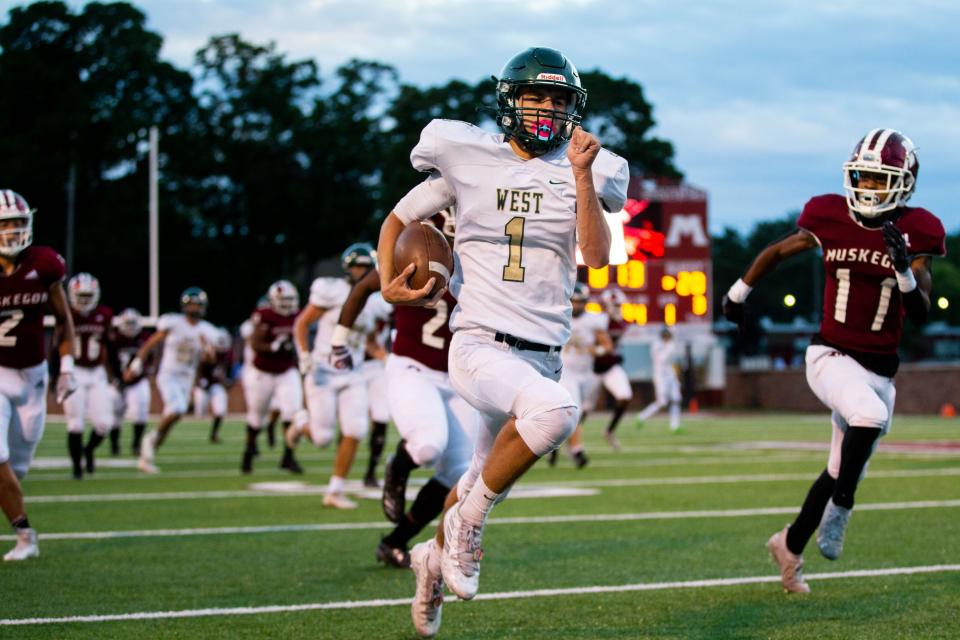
[459,475,499,526]
[328,475,345,494]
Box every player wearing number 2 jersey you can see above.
[0,189,76,562]
[63,272,115,479]
[722,128,946,594]
[333,211,477,570]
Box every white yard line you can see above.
[24,466,960,503]
[2,564,958,626]
[6,498,960,542]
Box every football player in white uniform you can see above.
[124,287,219,473]
[290,244,392,509]
[553,282,614,468]
[636,328,682,431]
[359,312,391,488]
[377,48,627,637]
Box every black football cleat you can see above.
[382,454,408,524]
[84,448,96,475]
[279,450,304,474]
[363,473,380,489]
[376,538,411,569]
[241,450,255,474]
[547,449,558,467]
[573,450,589,469]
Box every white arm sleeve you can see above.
[393,172,457,225]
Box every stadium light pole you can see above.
[149,126,159,320]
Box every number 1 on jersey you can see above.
[503,216,526,282]
[834,268,897,331]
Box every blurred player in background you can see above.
[290,243,392,509]
[244,280,304,474]
[377,47,627,637]
[333,209,476,568]
[594,287,634,450]
[553,282,614,468]
[0,189,76,561]
[62,272,115,478]
[194,328,233,444]
[635,328,681,431]
[360,313,391,488]
[114,307,153,455]
[722,128,945,593]
[126,287,218,473]
[240,301,282,447]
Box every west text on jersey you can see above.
[496,189,543,214]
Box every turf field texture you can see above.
[3,413,959,639]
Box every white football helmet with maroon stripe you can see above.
[67,272,101,314]
[843,128,918,219]
[267,279,300,316]
[0,189,35,258]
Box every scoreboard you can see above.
[582,177,711,326]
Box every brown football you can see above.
[394,222,454,297]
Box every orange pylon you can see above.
[940,403,956,418]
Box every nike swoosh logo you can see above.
[549,179,565,184]
[554,367,563,374]
[483,494,497,501]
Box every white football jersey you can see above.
[562,311,609,374]
[308,277,392,370]
[403,119,628,346]
[651,338,679,381]
[156,313,218,377]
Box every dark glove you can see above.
[721,294,745,329]
[882,221,910,272]
[329,345,354,371]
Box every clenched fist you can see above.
[567,126,600,172]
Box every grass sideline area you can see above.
[3,413,959,639]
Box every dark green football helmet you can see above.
[180,286,208,317]
[495,47,588,154]
[340,242,376,272]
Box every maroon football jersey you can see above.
[252,308,296,373]
[594,314,626,374]
[115,329,153,384]
[798,194,945,355]
[392,291,455,372]
[0,245,66,369]
[72,305,113,368]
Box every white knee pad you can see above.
[408,442,444,469]
[516,405,579,457]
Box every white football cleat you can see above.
[137,458,159,474]
[138,431,159,473]
[817,498,852,560]
[440,502,484,600]
[322,492,357,510]
[4,528,39,562]
[410,539,444,638]
[766,525,810,594]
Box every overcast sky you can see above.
[6,0,958,233]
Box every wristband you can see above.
[60,355,75,374]
[726,278,753,304]
[128,357,143,376]
[895,268,917,293]
[331,324,351,348]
